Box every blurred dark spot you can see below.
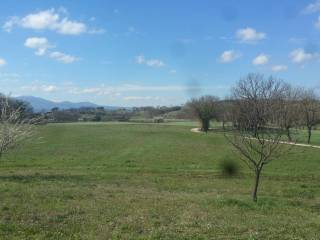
[220,5,238,22]
[185,78,202,97]
[283,5,299,20]
[304,42,319,54]
[219,158,240,177]
[170,41,187,58]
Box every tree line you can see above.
[187,73,320,144]
[43,106,183,123]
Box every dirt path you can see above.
[190,128,320,149]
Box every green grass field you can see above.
[0,123,319,239]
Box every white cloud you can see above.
[49,51,79,63]
[135,55,145,64]
[56,18,87,35]
[146,59,165,67]
[219,50,241,63]
[236,27,266,43]
[20,9,60,30]
[272,65,288,72]
[3,17,19,32]
[67,84,210,96]
[289,37,307,44]
[43,85,59,92]
[0,58,6,67]
[252,54,269,65]
[124,96,161,101]
[3,8,102,35]
[24,37,79,63]
[289,48,318,63]
[24,37,53,55]
[21,83,58,93]
[135,55,165,67]
[302,1,320,14]
[315,16,320,29]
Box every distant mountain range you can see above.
[16,96,121,112]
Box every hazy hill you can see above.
[16,96,120,112]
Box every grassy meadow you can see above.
[0,122,319,239]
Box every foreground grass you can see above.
[0,123,319,239]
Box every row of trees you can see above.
[187,73,320,201]
[187,74,320,144]
[44,106,183,123]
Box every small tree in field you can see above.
[0,95,37,159]
[298,89,320,144]
[187,95,219,132]
[225,73,291,202]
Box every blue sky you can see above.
[0,0,319,106]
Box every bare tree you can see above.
[298,89,320,144]
[0,95,37,159]
[279,84,300,142]
[225,73,290,202]
[187,95,219,132]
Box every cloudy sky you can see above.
[0,0,319,106]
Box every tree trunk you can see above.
[201,119,210,133]
[252,169,261,202]
[307,126,312,144]
[286,127,292,142]
[253,125,258,138]
[222,120,225,130]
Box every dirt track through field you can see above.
[190,128,320,149]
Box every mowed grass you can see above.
[0,123,319,239]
